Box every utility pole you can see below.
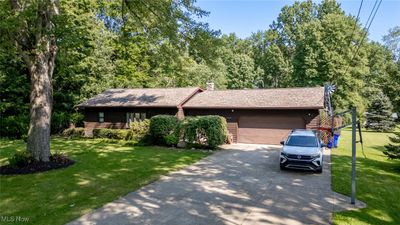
[351,107,357,205]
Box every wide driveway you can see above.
[68,144,364,225]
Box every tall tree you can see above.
[1,0,60,161]
[365,92,395,132]
[384,132,400,159]
[225,53,262,89]
[383,26,400,60]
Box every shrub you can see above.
[93,129,129,139]
[62,127,85,138]
[125,119,150,141]
[70,112,84,127]
[185,116,228,149]
[150,115,179,145]
[51,112,70,134]
[0,115,29,139]
[9,151,34,168]
[164,133,179,146]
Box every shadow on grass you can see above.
[0,137,209,225]
[332,154,400,224]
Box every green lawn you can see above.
[332,129,400,224]
[0,137,209,225]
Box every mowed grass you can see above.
[0,137,209,225]
[332,129,400,224]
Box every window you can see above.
[286,136,318,147]
[134,113,140,121]
[99,112,104,123]
[127,112,146,125]
[141,113,146,121]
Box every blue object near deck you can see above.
[327,140,333,148]
[333,134,340,148]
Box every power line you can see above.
[347,0,364,49]
[342,0,382,79]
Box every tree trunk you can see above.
[27,51,55,162]
[10,0,60,162]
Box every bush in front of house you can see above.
[62,127,85,138]
[70,112,85,127]
[125,119,150,140]
[93,128,129,140]
[125,119,151,142]
[149,115,179,145]
[184,115,228,149]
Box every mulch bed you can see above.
[0,156,75,175]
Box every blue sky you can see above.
[196,0,400,43]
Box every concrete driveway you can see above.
[68,144,364,225]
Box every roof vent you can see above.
[206,81,214,91]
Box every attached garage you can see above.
[183,87,324,145]
[238,115,305,144]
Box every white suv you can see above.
[280,129,324,173]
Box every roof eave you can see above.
[76,105,179,109]
[182,106,324,110]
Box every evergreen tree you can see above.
[365,92,395,132]
[384,132,400,159]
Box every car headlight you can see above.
[311,153,321,158]
[281,152,287,157]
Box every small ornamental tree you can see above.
[365,92,395,132]
[384,132,400,159]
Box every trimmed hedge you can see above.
[149,115,179,145]
[184,116,228,149]
[149,115,228,149]
[62,127,85,138]
[93,128,129,140]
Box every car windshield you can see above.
[286,135,318,147]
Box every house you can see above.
[76,87,202,135]
[77,86,325,144]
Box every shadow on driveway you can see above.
[67,144,365,225]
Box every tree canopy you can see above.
[1,0,399,139]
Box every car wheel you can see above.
[315,167,323,173]
[280,164,285,170]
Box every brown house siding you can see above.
[82,107,178,136]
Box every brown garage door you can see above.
[238,115,305,144]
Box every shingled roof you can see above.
[183,87,324,109]
[77,87,201,108]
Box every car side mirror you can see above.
[280,141,285,145]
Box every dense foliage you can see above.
[125,119,151,143]
[149,115,179,145]
[184,116,228,149]
[384,132,400,159]
[92,128,129,140]
[1,0,399,139]
[365,92,395,132]
[149,115,228,149]
[62,127,85,138]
